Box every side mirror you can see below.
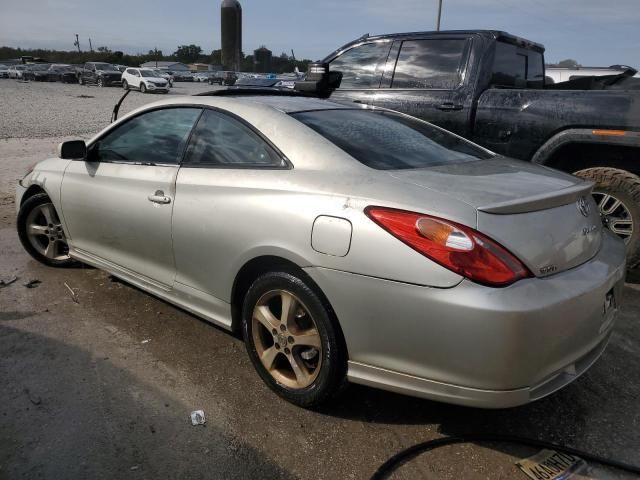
[57,140,87,160]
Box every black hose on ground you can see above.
[371,434,640,479]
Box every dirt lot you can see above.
[1,79,639,479]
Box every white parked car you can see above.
[121,67,170,93]
[0,64,10,78]
[8,65,27,79]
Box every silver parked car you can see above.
[16,94,626,408]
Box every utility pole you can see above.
[436,0,443,31]
[74,34,81,53]
[88,38,93,52]
[154,48,159,68]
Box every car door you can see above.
[372,36,475,137]
[172,108,289,302]
[326,40,393,107]
[61,107,202,287]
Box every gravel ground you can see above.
[1,79,639,479]
[0,79,215,139]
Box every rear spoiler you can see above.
[478,182,594,214]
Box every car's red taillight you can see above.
[365,206,532,287]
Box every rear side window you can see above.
[329,42,391,88]
[491,42,544,88]
[292,110,493,170]
[183,109,284,167]
[392,39,468,89]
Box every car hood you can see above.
[143,76,168,82]
[97,70,121,75]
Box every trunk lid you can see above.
[389,158,603,276]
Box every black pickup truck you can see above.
[323,30,640,266]
[77,62,122,87]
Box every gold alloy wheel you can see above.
[252,290,322,389]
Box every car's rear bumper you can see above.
[305,231,626,408]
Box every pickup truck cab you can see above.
[77,62,122,87]
[324,30,640,266]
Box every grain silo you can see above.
[221,0,242,71]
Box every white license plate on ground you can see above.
[516,449,588,480]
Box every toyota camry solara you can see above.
[16,94,626,408]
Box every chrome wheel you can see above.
[251,290,322,389]
[593,191,634,243]
[25,203,70,261]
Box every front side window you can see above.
[183,109,284,167]
[92,108,201,164]
[292,109,492,170]
[392,39,467,89]
[329,42,391,89]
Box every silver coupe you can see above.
[16,94,626,408]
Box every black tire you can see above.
[242,271,347,408]
[140,83,146,93]
[17,193,75,268]
[122,79,129,90]
[78,75,84,85]
[97,77,104,88]
[575,167,640,267]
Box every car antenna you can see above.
[111,90,131,123]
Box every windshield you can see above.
[291,109,494,170]
[30,64,50,71]
[140,70,158,77]
[95,63,115,71]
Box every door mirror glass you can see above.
[57,140,87,159]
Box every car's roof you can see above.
[323,29,545,61]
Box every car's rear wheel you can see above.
[17,193,74,267]
[242,271,347,407]
[140,83,146,93]
[575,167,640,267]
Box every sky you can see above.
[1,0,638,67]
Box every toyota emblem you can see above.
[577,196,591,217]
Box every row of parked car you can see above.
[0,61,232,87]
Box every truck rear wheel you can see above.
[575,167,640,268]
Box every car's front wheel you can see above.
[122,79,129,90]
[17,193,74,267]
[242,271,347,408]
[140,83,146,93]
[97,77,104,88]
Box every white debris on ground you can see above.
[190,410,206,426]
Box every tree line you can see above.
[0,44,313,73]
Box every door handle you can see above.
[148,190,171,204]
[435,103,464,111]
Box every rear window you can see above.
[291,109,493,170]
[491,41,544,88]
